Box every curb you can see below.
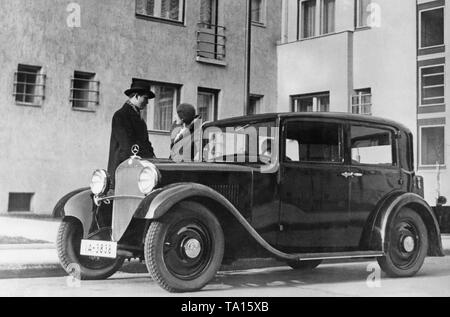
[0,264,66,279]
[0,244,55,250]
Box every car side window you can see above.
[285,121,342,163]
[351,125,394,166]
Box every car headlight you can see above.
[90,169,109,196]
[138,164,160,195]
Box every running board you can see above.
[290,251,384,262]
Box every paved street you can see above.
[1,256,450,297]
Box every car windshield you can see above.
[202,121,277,165]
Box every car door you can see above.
[347,123,404,248]
[278,119,353,252]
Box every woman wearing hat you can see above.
[107,81,156,185]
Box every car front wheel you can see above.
[377,207,428,277]
[144,201,224,293]
[57,218,124,280]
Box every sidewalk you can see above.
[0,215,450,279]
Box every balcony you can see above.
[196,23,226,65]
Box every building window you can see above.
[141,81,180,132]
[356,0,372,28]
[200,0,217,26]
[420,8,444,49]
[420,65,445,106]
[136,0,185,23]
[197,89,218,122]
[352,88,372,115]
[248,95,263,115]
[321,0,335,34]
[251,0,266,25]
[301,0,316,39]
[420,126,445,166]
[71,71,99,110]
[292,92,329,112]
[197,0,226,62]
[8,193,34,212]
[13,64,46,106]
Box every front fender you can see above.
[370,192,443,256]
[134,183,233,220]
[63,189,95,239]
[52,187,90,218]
[134,183,304,260]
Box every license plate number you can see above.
[80,240,117,259]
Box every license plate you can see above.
[80,240,117,259]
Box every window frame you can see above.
[251,0,267,26]
[419,6,445,50]
[356,0,372,29]
[8,193,34,213]
[320,0,335,35]
[140,80,181,133]
[348,123,398,168]
[419,63,446,107]
[197,88,219,123]
[13,64,46,107]
[248,94,264,115]
[291,92,330,113]
[419,124,446,168]
[135,0,186,25]
[70,71,100,112]
[351,88,372,115]
[299,0,317,39]
[282,118,345,165]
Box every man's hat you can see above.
[124,81,156,99]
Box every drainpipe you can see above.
[244,0,252,115]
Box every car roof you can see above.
[204,112,411,133]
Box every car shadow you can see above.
[203,258,450,291]
[107,258,450,291]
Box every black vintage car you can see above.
[55,113,444,292]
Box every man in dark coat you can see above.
[107,82,156,185]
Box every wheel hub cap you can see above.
[402,236,415,253]
[183,238,201,259]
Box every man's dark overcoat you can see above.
[107,103,155,182]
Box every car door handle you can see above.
[341,172,364,178]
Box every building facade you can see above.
[0,0,282,214]
[278,0,448,206]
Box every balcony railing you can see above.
[196,22,226,61]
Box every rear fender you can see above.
[63,189,95,239]
[369,192,443,256]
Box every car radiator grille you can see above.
[209,184,240,207]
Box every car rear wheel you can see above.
[377,207,428,277]
[287,260,322,270]
[144,201,224,293]
[57,218,124,280]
